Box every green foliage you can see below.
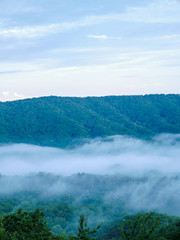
[0,208,180,240]
[2,208,52,240]
[0,94,180,147]
[157,219,180,240]
[119,212,164,240]
[100,212,180,240]
[77,214,101,240]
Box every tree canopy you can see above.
[0,94,179,147]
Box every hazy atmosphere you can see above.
[0,134,180,175]
[0,134,180,217]
[0,1,180,239]
[0,0,180,101]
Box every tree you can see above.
[2,208,52,240]
[158,219,180,240]
[119,212,165,240]
[77,214,101,240]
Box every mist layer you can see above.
[0,134,180,175]
[0,134,180,216]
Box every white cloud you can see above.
[1,91,26,102]
[88,34,122,40]
[88,35,109,40]
[2,91,9,96]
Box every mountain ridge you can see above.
[0,94,179,147]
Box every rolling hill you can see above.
[0,94,179,147]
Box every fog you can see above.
[0,134,180,216]
[0,134,180,175]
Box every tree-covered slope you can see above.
[0,94,179,147]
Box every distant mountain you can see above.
[0,94,179,147]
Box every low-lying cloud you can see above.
[0,134,180,216]
[0,134,180,175]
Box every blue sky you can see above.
[0,0,180,101]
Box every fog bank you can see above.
[0,134,180,175]
[0,134,180,216]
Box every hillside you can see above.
[0,94,180,147]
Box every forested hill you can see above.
[0,94,180,147]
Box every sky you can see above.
[0,0,180,101]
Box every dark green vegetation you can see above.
[77,214,101,240]
[0,209,179,240]
[101,212,180,240]
[0,94,180,147]
[0,208,52,240]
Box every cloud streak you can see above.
[1,0,180,39]
[88,34,122,40]
[1,48,179,99]
[88,35,109,40]
[0,15,120,39]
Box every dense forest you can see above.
[0,208,180,239]
[0,94,180,147]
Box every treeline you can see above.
[0,209,179,240]
[0,94,179,147]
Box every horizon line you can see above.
[1,93,180,103]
